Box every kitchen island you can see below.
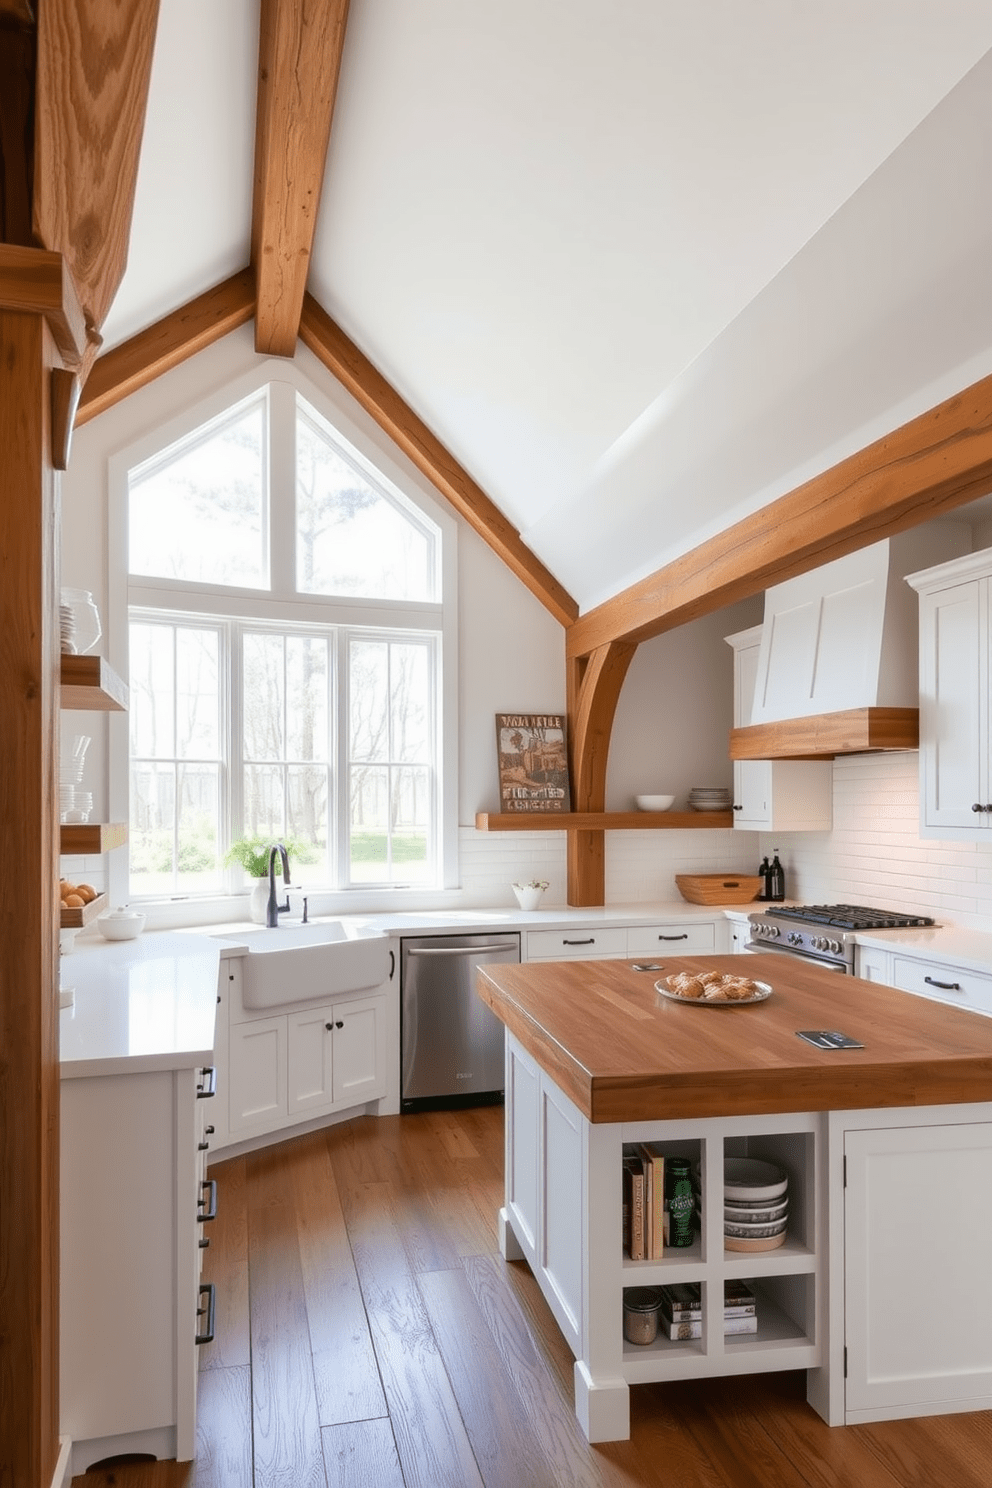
[477,953,992,1442]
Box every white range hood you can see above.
[732,524,969,759]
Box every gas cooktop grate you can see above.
[765,903,935,930]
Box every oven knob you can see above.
[830,939,841,954]
[812,936,825,951]
[769,925,780,938]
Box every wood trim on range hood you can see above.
[730,707,919,760]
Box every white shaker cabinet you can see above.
[907,547,992,839]
[217,944,398,1148]
[61,1063,217,1475]
[843,1118,992,1420]
[725,627,832,832]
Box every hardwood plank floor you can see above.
[72,1107,992,1488]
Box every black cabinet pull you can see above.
[658,933,689,941]
[195,1283,216,1345]
[335,1019,344,1029]
[389,948,396,979]
[924,976,962,992]
[196,1067,216,1099]
[198,1140,210,1151]
[199,1236,210,1249]
[204,1125,214,1135]
[325,1022,333,1030]
[197,1179,218,1222]
[972,803,984,812]
[563,937,595,946]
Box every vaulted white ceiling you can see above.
[102,1,992,612]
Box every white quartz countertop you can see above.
[59,933,220,1078]
[200,900,726,948]
[852,924,992,976]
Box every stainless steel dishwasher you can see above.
[400,931,520,1112]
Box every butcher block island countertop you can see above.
[476,952,992,1123]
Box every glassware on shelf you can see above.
[61,588,102,654]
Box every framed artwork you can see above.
[495,713,570,812]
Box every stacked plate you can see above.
[688,786,732,812]
[60,603,77,654]
[723,1158,788,1251]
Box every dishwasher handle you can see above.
[406,943,518,957]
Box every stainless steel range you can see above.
[746,903,935,973]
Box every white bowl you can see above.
[635,794,675,812]
[96,909,146,941]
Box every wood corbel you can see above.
[566,640,637,905]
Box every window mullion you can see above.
[336,630,350,886]
[228,623,243,891]
[268,382,297,598]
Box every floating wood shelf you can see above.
[475,811,734,832]
[60,654,128,711]
[730,707,919,761]
[60,822,128,854]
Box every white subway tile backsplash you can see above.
[770,752,992,931]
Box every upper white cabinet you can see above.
[907,547,992,839]
[725,627,832,832]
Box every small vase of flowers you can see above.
[511,879,549,912]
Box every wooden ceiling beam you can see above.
[299,293,579,628]
[252,0,350,357]
[567,370,992,661]
[76,269,256,427]
[33,0,159,360]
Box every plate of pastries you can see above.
[655,970,772,1006]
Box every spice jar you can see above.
[623,1286,662,1345]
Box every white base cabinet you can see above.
[525,919,724,963]
[502,1032,992,1442]
[843,1118,992,1421]
[61,1063,216,1476]
[854,944,992,1018]
[213,943,399,1151]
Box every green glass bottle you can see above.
[665,1157,694,1248]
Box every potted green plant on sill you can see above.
[225,835,308,923]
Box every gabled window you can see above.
[115,371,455,902]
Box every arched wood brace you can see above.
[566,639,637,905]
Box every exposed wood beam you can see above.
[0,242,85,363]
[76,269,256,426]
[252,0,350,357]
[0,2,36,244]
[32,0,159,348]
[567,371,992,661]
[299,294,579,627]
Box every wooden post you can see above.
[565,642,636,905]
[0,296,62,1487]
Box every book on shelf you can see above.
[623,1149,645,1261]
[638,1142,666,1259]
[661,1313,759,1341]
[723,1280,757,1315]
[658,1282,701,1321]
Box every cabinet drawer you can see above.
[891,956,992,1017]
[526,927,627,960]
[626,922,716,955]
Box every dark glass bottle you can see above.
[665,1158,695,1248]
[758,856,770,900]
[768,851,785,902]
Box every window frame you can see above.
[107,360,459,912]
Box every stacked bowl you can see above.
[688,786,732,812]
[723,1158,788,1251]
